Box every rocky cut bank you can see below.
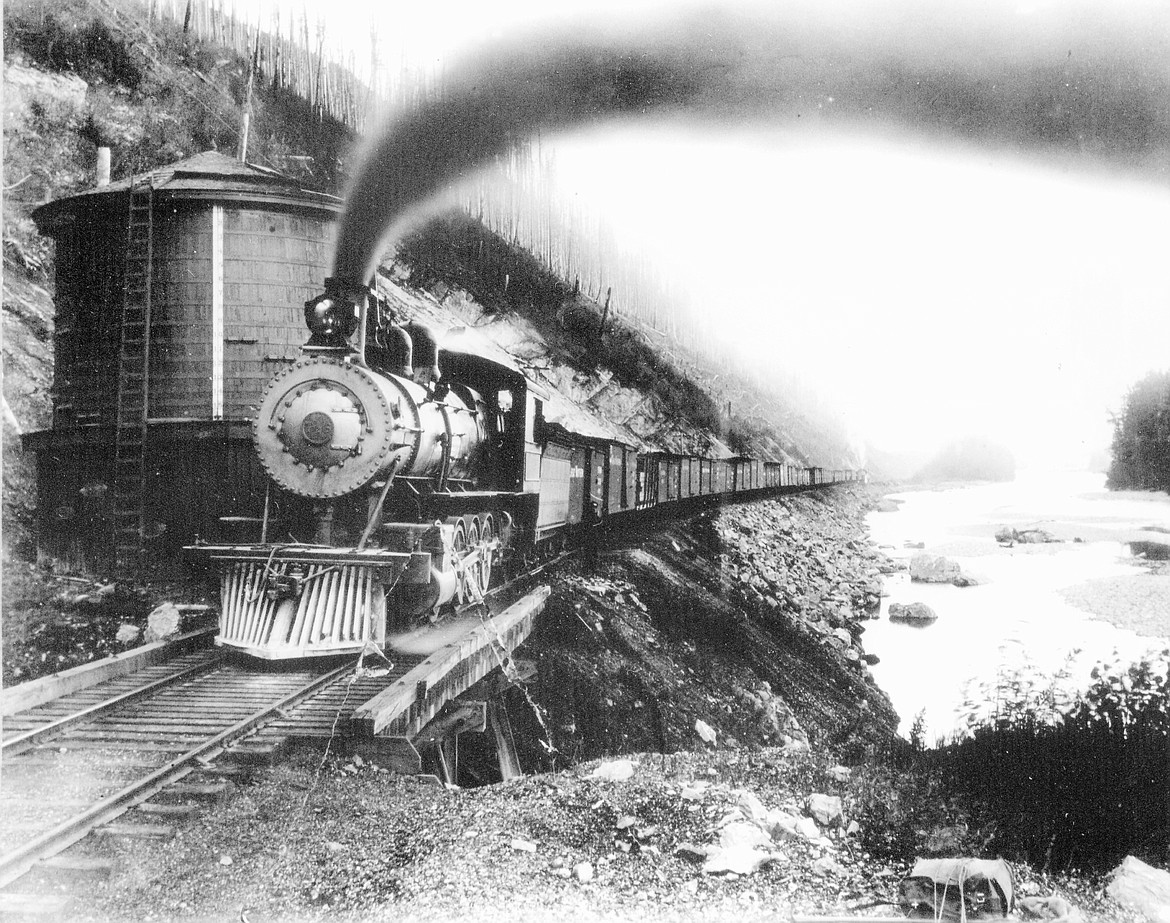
[503,484,902,774]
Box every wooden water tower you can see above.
[27,151,341,572]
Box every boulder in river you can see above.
[910,554,961,583]
[1129,540,1170,561]
[910,553,983,587]
[995,526,1061,544]
[889,602,938,624]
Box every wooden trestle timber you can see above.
[248,586,550,775]
[351,585,550,738]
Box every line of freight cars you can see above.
[538,419,856,544]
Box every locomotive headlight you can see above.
[304,292,359,347]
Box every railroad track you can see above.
[0,568,559,914]
[0,651,352,903]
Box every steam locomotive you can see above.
[192,277,857,660]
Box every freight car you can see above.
[190,277,857,660]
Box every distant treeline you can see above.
[1107,371,1170,493]
[912,436,1016,483]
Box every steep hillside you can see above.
[395,213,857,464]
[3,0,856,569]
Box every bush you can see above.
[848,761,983,862]
[936,648,1170,870]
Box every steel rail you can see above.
[2,653,223,756]
[0,660,355,889]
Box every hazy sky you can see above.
[260,0,1170,467]
[549,126,1170,466]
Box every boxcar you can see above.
[730,457,748,494]
[607,443,637,516]
[584,442,607,518]
[636,453,658,510]
[536,436,588,541]
[664,455,679,503]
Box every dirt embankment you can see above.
[507,486,901,775]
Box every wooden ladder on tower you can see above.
[113,179,154,571]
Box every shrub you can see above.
[936,648,1170,870]
[848,761,982,862]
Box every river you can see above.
[863,471,1170,741]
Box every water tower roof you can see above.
[33,150,341,232]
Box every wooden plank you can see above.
[161,782,229,804]
[414,700,487,747]
[89,708,255,719]
[34,740,192,753]
[348,737,421,775]
[38,855,116,877]
[2,757,161,771]
[89,716,246,728]
[352,586,548,737]
[60,729,214,741]
[1,631,215,716]
[132,803,200,819]
[489,699,522,781]
[96,823,175,840]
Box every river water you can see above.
[863,471,1170,741]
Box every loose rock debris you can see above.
[511,488,904,776]
[72,740,1131,922]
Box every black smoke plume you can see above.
[332,3,1170,285]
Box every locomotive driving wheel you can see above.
[450,517,469,605]
[478,514,495,593]
[465,517,482,601]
